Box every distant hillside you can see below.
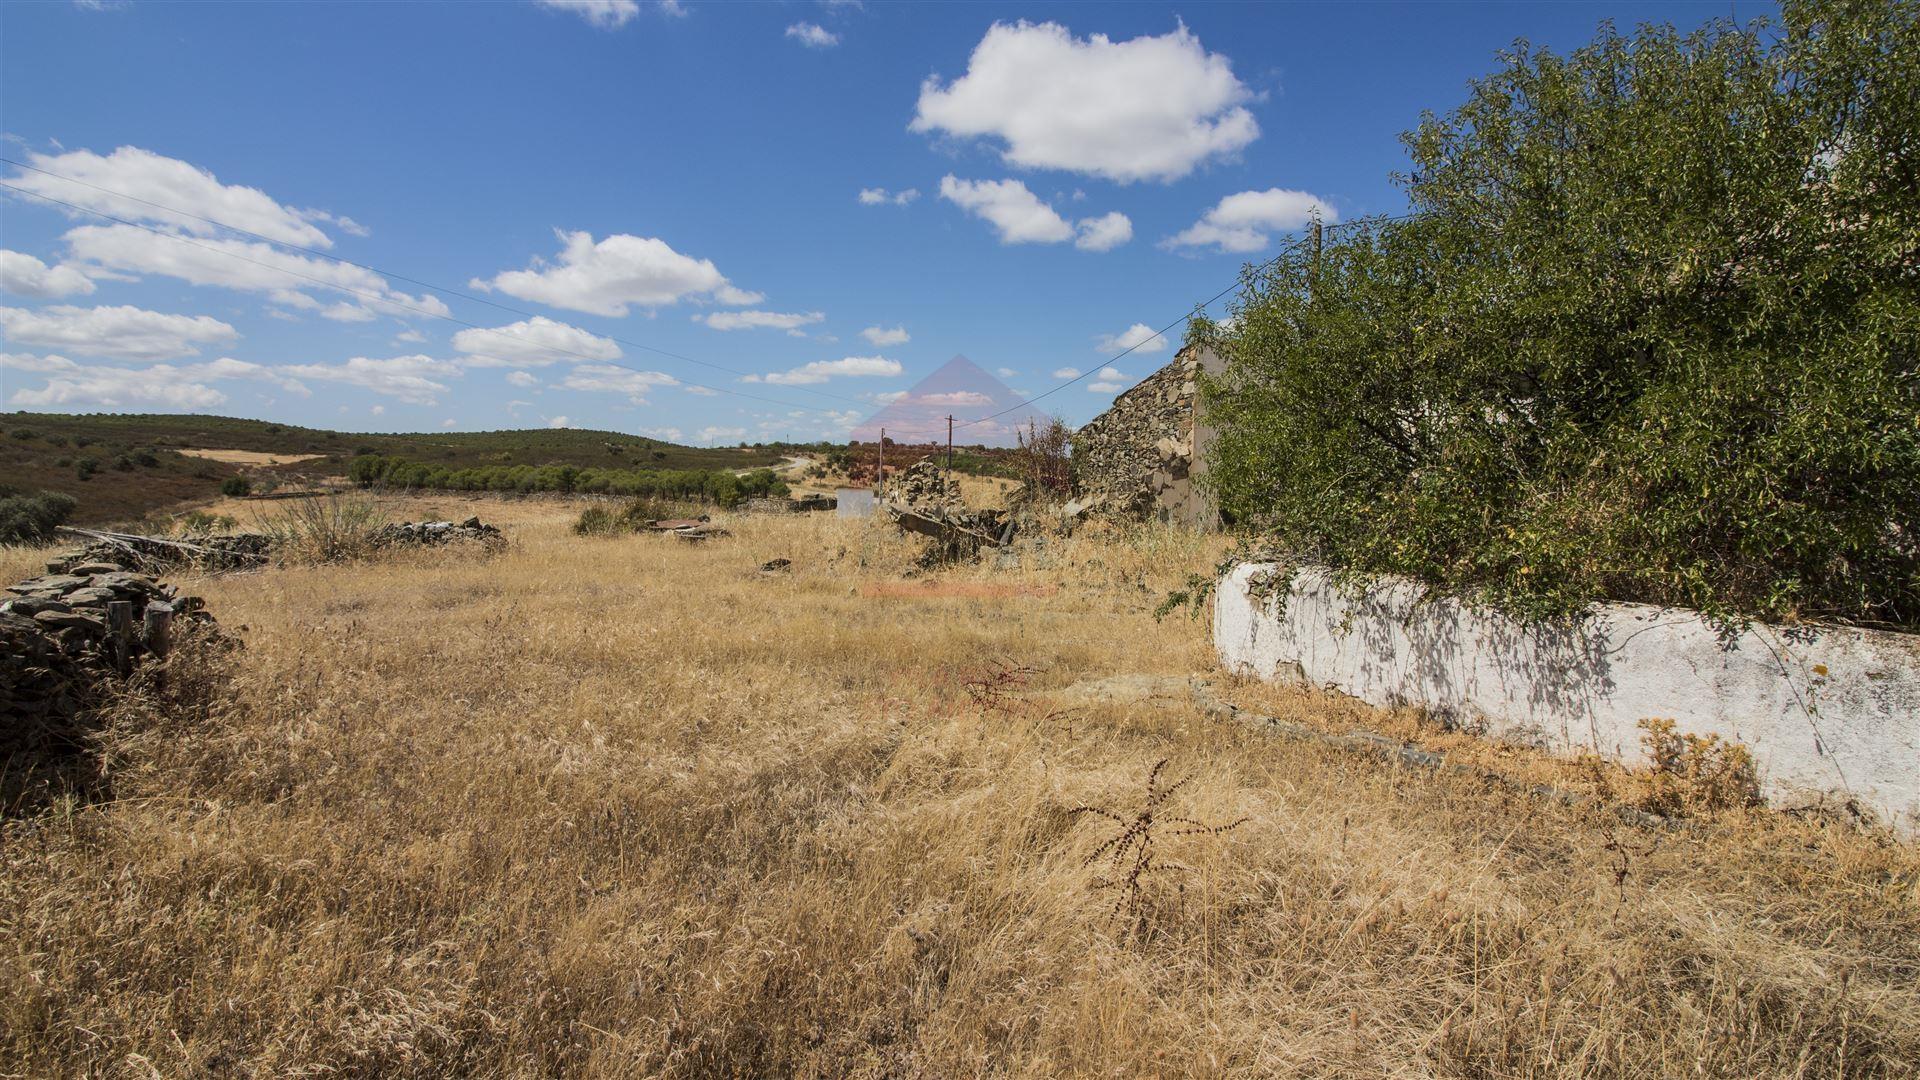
[1,412,784,526]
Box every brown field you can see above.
[2,494,1916,1078]
[176,448,329,467]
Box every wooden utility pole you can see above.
[1309,216,1324,299]
[877,427,885,496]
[944,415,956,510]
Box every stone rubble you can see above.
[374,516,505,548]
[2,566,218,754]
[887,458,960,509]
[45,531,272,575]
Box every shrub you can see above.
[220,475,253,498]
[1204,0,1920,629]
[255,496,387,564]
[0,490,77,545]
[74,457,98,480]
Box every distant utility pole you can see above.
[877,427,885,496]
[944,415,956,510]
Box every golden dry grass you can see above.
[3,494,1917,1078]
[176,448,328,466]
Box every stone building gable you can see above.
[1070,345,1223,529]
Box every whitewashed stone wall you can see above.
[1214,563,1920,835]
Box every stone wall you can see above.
[1214,563,1920,836]
[1071,345,1223,528]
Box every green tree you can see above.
[1205,0,1920,628]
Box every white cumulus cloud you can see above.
[1088,365,1128,393]
[752,355,901,385]
[860,325,909,346]
[1074,211,1133,252]
[505,370,540,388]
[62,223,451,318]
[1095,322,1169,355]
[786,22,838,47]
[0,250,95,298]
[697,310,825,334]
[4,353,307,410]
[697,425,747,444]
[279,354,461,405]
[472,229,758,317]
[912,22,1258,183]
[857,187,919,206]
[5,145,337,246]
[0,303,237,360]
[1051,366,1081,379]
[938,176,1071,244]
[1165,188,1338,253]
[537,1,640,29]
[558,363,679,403]
[452,315,622,367]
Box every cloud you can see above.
[1051,366,1081,379]
[860,325,909,346]
[0,250,95,298]
[4,353,307,410]
[5,146,348,246]
[279,354,461,405]
[370,404,385,415]
[696,309,825,334]
[320,301,377,323]
[786,22,839,47]
[537,1,640,29]
[441,418,459,429]
[1074,211,1133,252]
[471,229,756,317]
[1095,322,1169,355]
[393,329,427,344]
[912,22,1258,183]
[754,355,901,385]
[641,426,684,441]
[857,187,919,206]
[451,315,621,367]
[558,363,678,403]
[505,370,540,388]
[938,176,1071,244]
[62,223,451,318]
[546,415,571,428]
[697,425,747,444]
[0,303,237,360]
[995,366,1018,378]
[1088,365,1127,392]
[915,390,993,407]
[1165,188,1338,253]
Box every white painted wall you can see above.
[1214,564,1920,836]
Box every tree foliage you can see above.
[1204,0,1919,628]
[346,454,786,508]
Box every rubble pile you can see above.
[374,516,504,548]
[743,494,838,514]
[2,566,215,753]
[45,528,271,574]
[889,458,960,509]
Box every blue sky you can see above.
[1,0,1751,445]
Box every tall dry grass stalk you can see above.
[1,492,1915,1077]
[251,494,389,563]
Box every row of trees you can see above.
[346,455,787,507]
[1201,0,1918,629]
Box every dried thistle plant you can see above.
[961,658,1075,737]
[1072,759,1248,933]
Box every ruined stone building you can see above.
[1070,345,1226,530]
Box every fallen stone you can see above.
[34,609,107,633]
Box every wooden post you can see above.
[106,600,133,674]
[143,604,173,659]
[877,427,885,497]
[944,415,956,512]
[1309,216,1324,298]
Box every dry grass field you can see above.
[3,494,1917,1078]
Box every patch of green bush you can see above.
[0,490,77,545]
[220,475,253,498]
[349,454,786,508]
[1204,0,1919,629]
